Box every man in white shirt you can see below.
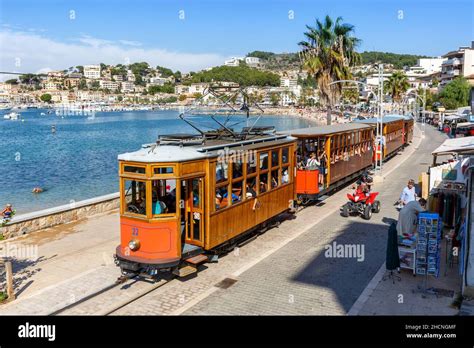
[399,179,417,206]
[306,152,320,170]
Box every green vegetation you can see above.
[147,83,175,95]
[190,65,279,87]
[246,51,276,60]
[360,51,428,69]
[0,233,4,241]
[0,291,7,302]
[40,93,52,103]
[19,74,41,85]
[75,65,84,73]
[299,15,361,106]
[5,79,18,84]
[129,62,150,86]
[156,66,174,78]
[156,96,177,104]
[385,71,410,101]
[438,77,471,110]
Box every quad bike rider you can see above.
[340,171,381,220]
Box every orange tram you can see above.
[115,115,414,278]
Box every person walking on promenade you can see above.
[398,179,417,208]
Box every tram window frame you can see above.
[123,165,146,175]
[151,179,177,217]
[271,149,279,168]
[282,147,290,164]
[257,151,270,194]
[215,160,228,184]
[152,166,175,176]
[122,178,148,218]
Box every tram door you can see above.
[182,177,204,246]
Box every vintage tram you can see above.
[284,123,374,203]
[354,116,406,159]
[115,130,297,277]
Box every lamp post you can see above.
[405,90,426,138]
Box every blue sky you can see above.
[0,0,473,74]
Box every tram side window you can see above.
[282,166,290,184]
[245,177,257,199]
[124,180,147,216]
[271,170,279,189]
[282,147,289,164]
[216,161,228,184]
[259,173,268,193]
[232,158,244,179]
[247,155,257,175]
[231,180,243,203]
[271,150,279,168]
[259,152,269,170]
[124,166,146,174]
[215,186,229,210]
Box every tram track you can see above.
[49,274,174,316]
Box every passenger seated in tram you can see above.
[152,192,167,215]
[282,169,289,184]
[246,182,257,199]
[223,190,240,203]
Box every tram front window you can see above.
[124,180,147,215]
[152,179,176,216]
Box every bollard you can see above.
[5,261,15,301]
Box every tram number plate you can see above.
[132,227,139,236]
[193,212,200,220]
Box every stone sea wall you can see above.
[0,193,120,239]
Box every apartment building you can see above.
[440,42,474,88]
[84,65,101,79]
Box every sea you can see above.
[0,108,314,213]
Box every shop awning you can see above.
[432,137,474,155]
[456,122,474,128]
[444,115,461,121]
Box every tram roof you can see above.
[282,123,371,137]
[353,115,404,124]
[118,134,295,163]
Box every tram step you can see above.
[173,265,197,277]
[185,254,208,265]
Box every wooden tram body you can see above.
[401,115,415,145]
[354,116,405,159]
[286,123,374,202]
[115,133,297,275]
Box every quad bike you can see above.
[340,172,380,220]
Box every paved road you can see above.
[181,124,447,315]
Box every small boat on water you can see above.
[3,112,20,120]
[40,112,46,116]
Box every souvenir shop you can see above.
[428,137,474,297]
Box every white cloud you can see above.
[0,30,229,79]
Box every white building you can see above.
[409,58,446,75]
[440,43,474,88]
[99,80,119,91]
[245,57,261,67]
[224,57,243,67]
[280,76,298,88]
[148,76,168,86]
[83,65,101,79]
[121,81,135,93]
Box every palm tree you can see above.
[299,15,361,123]
[385,71,409,102]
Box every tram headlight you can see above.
[128,239,140,251]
